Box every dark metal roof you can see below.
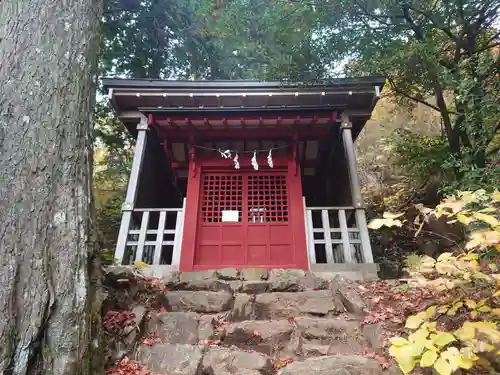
[102,76,386,91]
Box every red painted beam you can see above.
[150,112,338,122]
[153,127,331,139]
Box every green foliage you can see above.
[387,129,451,181]
[386,129,500,195]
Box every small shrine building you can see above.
[103,77,385,280]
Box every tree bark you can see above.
[0,1,103,374]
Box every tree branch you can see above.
[387,78,443,113]
[408,4,458,42]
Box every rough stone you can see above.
[331,275,366,315]
[227,280,243,293]
[162,270,180,284]
[216,268,240,280]
[295,317,368,355]
[362,323,384,354]
[201,347,274,375]
[104,265,136,283]
[223,320,294,354]
[229,293,255,321]
[254,290,340,319]
[163,291,234,313]
[135,343,204,375]
[199,315,216,341]
[169,278,233,293]
[241,268,269,281]
[276,355,396,375]
[103,266,139,300]
[241,280,269,294]
[180,270,218,282]
[123,305,148,345]
[268,269,306,292]
[145,312,199,344]
[297,274,330,290]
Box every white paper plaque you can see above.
[221,210,239,222]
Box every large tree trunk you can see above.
[0,1,103,374]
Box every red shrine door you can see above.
[188,169,307,270]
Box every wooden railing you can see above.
[304,202,374,265]
[117,201,185,266]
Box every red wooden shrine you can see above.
[104,78,385,274]
[148,112,316,271]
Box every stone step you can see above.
[134,344,397,375]
[276,355,400,375]
[141,312,376,362]
[164,268,330,293]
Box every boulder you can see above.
[145,312,199,344]
[295,317,368,355]
[223,320,294,354]
[199,315,216,341]
[201,347,274,375]
[241,268,269,281]
[276,355,397,375]
[123,305,148,345]
[229,293,255,321]
[241,281,269,294]
[135,343,204,375]
[216,268,240,280]
[331,276,366,315]
[254,291,341,319]
[362,323,384,354]
[162,291,234,313]
[268,269,306,292]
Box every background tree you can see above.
[0,0,103,374]
[201,0,499,192]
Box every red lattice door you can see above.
[195,172,296,268]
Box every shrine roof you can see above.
[102,77,385,114]
[102,77,385,140]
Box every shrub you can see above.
[369,189,500,375]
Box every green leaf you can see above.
[421,350,438,367]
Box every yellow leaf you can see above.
[479,207,497,213]
[492,308,500,316]
[492,191,500,202]
[447,302,463,315]
[383,212,405,219]
[431,332,456,347]
[455,323,476,341]
[473,212,499,227]
[457,213,473,225]
[390,337,409,346]
[395,356,417,374]
[457,354,475,369]
[438,305,450,314]
[406,312,426,329]
[368,218,403,229]
[494,290,500,297]
[409,328,429,343]
[425,305,437,318]
[478,305,491,312]
[434,356,454,375]
[437,252,455,262]
[421,350,438,367]
[464,299,476,309]
[134,261,149,268]
[471,310,478,318]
